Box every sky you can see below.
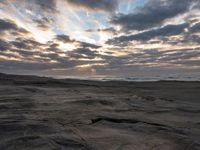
[0,0,200,78]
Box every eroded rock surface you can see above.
[0,73,200,150]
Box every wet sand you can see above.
[0,73,200,150]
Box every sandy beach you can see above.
[0,73,200,150]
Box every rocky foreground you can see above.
[0,73,200,150]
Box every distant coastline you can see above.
[1,72,200,82]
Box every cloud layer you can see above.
[111,0,195,31]
[0,0,200,77]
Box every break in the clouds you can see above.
[0,0,200,77]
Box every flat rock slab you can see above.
[0,74,200,150]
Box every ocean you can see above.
[54,75,200,81]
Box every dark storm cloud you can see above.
[66,0,118,12]
[55,34,75,43]
[0,33,101,64]
[86,27,118,35]
[67,48,99,59]
[55,34,101,49]
[106,23,188,45]
[79,42,101,49]
[10,28,29,36]
[11,38,45,50]
[26,0,57,13]
[0,19,29,35]
[163,23,200,45]
[0,51,18,58]
[0,57,104,72]
[100,47,200,71]
[20,0,118,13]
[166,34,200,45]
[140,48,200,63]
[45,42,62,52]
[40,53,61,60]
[0,34,101,66]
[190,22,200,33]
[0,60,57,70]
[33,17,53,30]
[111,0,196,32]
[39,52,69,63]
[0,19,19,32]
[11,41,30,49]
[0,39,10,51]
[3,0,118,14]
[10,41,45,57]
[0,37,54,61]
[184,35,200,44]
[0,39,48,64]
[12,49,40,58]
